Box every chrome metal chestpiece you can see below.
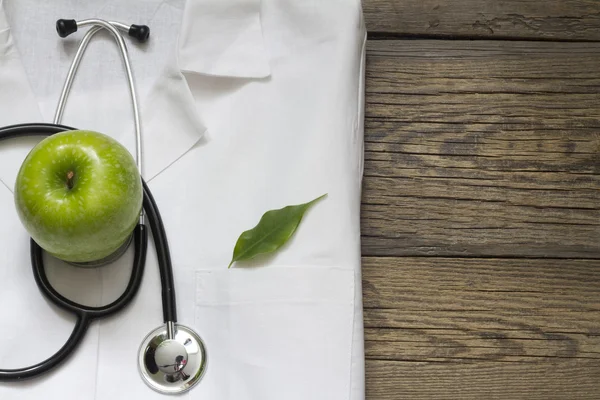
[139,324,207,394]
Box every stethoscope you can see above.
[0,18,207,394]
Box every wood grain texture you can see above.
[361,40,600,258]
[361,3,600,399]
[362,0,600,41]
[362,256,600,399]
[366,359,600,400]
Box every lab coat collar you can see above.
[0,0,272,192]
[177,0,271,79]
[0,4,183,190]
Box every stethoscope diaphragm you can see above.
[138,324,207,394]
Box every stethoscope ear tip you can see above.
[56,19,150,44]
[56,19,78,38]
[129,24,150,43]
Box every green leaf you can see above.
[228,194,327,268]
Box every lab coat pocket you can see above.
[194,266,355,400]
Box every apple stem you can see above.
[66,170,75,190]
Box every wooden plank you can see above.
[362,0,600,41]
[367,359,600,400]
[362,256,600,399]
[361,40,600,258]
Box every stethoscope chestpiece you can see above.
[138,324,207,394]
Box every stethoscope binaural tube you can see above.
[53,17,182,325]
[52,18,177,325]
[53,18,146,180]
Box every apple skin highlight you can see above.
[14,130,143,263]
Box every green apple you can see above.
[14,130,143,263]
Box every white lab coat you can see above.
[0,1,366,399]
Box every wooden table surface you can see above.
[360,1,600,398]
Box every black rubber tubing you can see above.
[0,122,176,380]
